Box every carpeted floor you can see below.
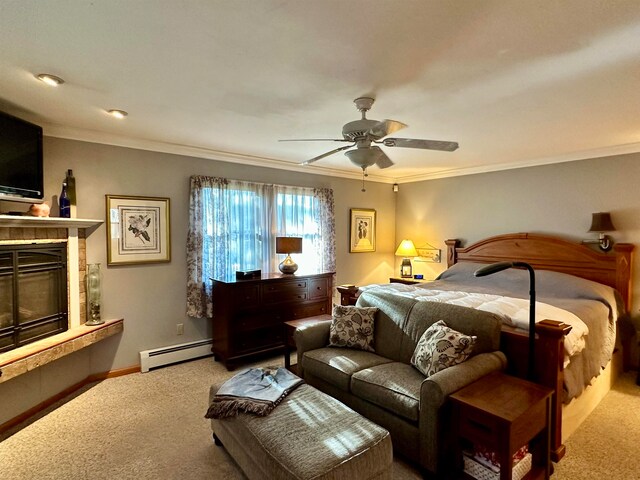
[0,355,638,479]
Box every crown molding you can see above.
[41,124,394,184]
[42,123,639,186]
[390,142,640,184]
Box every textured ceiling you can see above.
[1,0,639,183]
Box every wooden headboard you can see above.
[445,233,634,311]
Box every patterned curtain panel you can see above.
[186,175,336,319]
[313,187,336,273]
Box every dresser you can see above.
[211,272,334,370]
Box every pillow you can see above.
[411,320,476,377]
[329,305,378,352]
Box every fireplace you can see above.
[0,243,68,353]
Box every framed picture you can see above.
[349,208,376,253]
[106,195,171,266]
[415,244,442,263]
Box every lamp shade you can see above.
[588,212,615,232]
[276,237,302,254]
[395,239,418,257]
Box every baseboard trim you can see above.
[0,364,141,435]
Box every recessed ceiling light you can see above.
[107,109,128,119]
[36,73,65,86]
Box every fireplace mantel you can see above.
[0,215,103,229]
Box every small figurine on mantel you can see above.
[28,202,50,217]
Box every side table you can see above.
[389,277,432,285]
[450,371,553,480]
[336,285,359,306]
[283,314,332,374]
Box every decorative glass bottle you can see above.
[85,263,104,325]
[59,181,70,218]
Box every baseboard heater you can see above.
[140,338,213,373]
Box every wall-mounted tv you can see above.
[0,110,44,202]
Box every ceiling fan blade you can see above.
[279,138,351,142]
[372,146,395,169]
[301,144,355,165]
[382,138,459,151]
[369,119,407,139]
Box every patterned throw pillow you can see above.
[411,320,477,377]
[329,305,378,352]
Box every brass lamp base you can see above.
[279,254,298,274]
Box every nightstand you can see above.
[336,285,360,306]
[389,277,430,285]
[450,372,553,480]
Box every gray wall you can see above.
[0,137,397,424]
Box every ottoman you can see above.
[209,382,393,479]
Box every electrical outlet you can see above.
[176,323,184,335]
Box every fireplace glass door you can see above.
[0,243,68,353]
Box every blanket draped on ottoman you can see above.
[205,367,304,419]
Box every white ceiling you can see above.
[1,0,639,183]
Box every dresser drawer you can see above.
[231,285,260,307]
[262,280,308,304]
[291,301,330,319]
[233,312,285,332]
[308,277,329,300]
[233,326,284,354]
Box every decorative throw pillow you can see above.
[411,320,477,377]
[329,305,378,352]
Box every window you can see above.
[186,176,335,318]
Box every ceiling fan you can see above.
[280,97,459,171]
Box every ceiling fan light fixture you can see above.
[345,147,381,168]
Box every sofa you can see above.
[295,290,507,477]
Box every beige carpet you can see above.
[0,355,638,479]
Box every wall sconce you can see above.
[276,237,302,274]
[395,239,418,278]
[584,212,616,252]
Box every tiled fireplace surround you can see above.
[0,217,123,385]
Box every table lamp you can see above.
[276,237,302,274]
[395,239,418,278]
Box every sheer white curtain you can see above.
[186,176,335,318]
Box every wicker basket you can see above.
[463,452,532,480]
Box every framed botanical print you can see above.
[106,195,171,266]
[350,208,376,253]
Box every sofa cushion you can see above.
[302,347,392,392]
[329,305,378,352]
[351,362,423,423]
[411,320,476,377]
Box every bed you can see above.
[350,233,634,462]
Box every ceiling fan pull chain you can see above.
[361,167,366,192]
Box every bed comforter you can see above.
[363,262,624,401]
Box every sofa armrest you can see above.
[420,351,507,408]
[294,322,331,378]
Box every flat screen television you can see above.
[0,110,44,202]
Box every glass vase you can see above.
[85,263,104,325]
